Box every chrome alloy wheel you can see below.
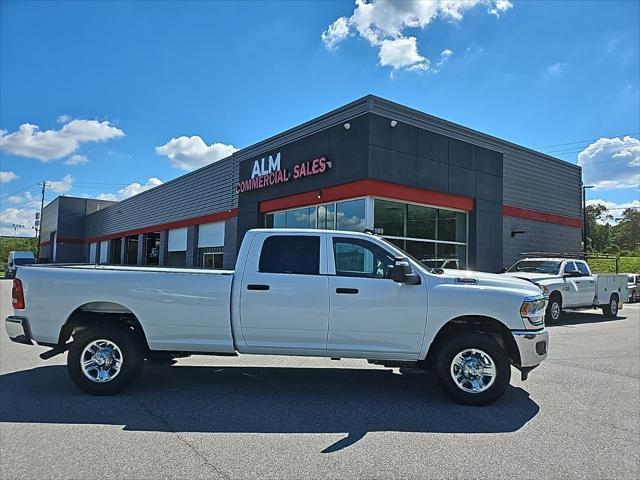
[610,298,618,316]
[81,339,124,383]
[450,348,496,394]
[550,302,561,321]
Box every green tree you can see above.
[585,204,612,252]
[611,208,640,252]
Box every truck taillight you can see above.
[12,279,25,310]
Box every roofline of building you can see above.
[79,94,580,218]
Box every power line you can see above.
[535,132,640,150]
[545,138,639,156]
[0,182,39,198]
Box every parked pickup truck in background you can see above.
[4,250,35,279]
[6,229,549,405]
[503,258,628,322]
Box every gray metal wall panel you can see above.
[223,216,238,269]
[85,157,238,237]
[503,152,582,218]
[39,198,59,250]
[502,217,582,268]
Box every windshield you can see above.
[508,260,562,275]
[13,258,35,266]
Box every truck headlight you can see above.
[520,296,546,326]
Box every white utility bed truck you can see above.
[6,229,549,405]
[503,257,628,322]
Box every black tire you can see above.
[602,294,619,318]
[67,325,144,395]
[435,332,511,406]
[546,294,563,323]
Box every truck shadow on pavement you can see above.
[549,311,629,327]
[0,364,540,452]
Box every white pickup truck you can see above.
[6,229,549,405]
[503,258,628,322]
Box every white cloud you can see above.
[321,16,351,49]
[578,136,640,189]
[0,204,38,236]
[432,48,454,72]
[547,62,565,76]
[0,171,19,183]
[47,174,74,194]
[0,119,124,162]
[65,154,89,165]
[96,177,163,201]
[155,135,238,171]
[487,0,513,17]
[379,37,428,71]
[586,198,640,224]
[57,114,72,124]
[321,0,511,72]
[6,192,35,205]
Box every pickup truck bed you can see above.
[18,264,236,353]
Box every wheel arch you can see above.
[58,301,149,350]
[423,315,520,367]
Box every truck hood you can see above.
[501,272,556,283]
[441,269,543,296]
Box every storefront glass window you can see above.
[373,199,406,237]
[336,199,366,232]
[438,209,466,242]
[407,204,437,240]
[317,203,336,230]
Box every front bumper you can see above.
[511,328,548,368]
[5,316,33,345]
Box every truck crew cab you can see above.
[6,229,549,405]
[503,257,628,322]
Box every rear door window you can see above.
[259,235,320,275]
[575,262,590,276]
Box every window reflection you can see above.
[336,199,366,232]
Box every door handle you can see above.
[336,288,359,294]
[247,284,270,291]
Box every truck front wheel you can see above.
[67,325,144,395]
[435,332,511,406]
[546,295,562,323]
[602,294,619,318]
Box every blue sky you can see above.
[1,0,638,235]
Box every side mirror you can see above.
[390,257,421,285]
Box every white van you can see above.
[5,251,36,279]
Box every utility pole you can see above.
[36,181,47,263]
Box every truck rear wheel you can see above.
[67,325,144,395]
[435,332,511,406]
[602,294,619,318]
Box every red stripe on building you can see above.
[73,208,236,244]
[502,205,583,228]
[259,179,475,213]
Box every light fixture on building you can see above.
[511,230,527,237]
[390,120,398,127]
[316,190,323,199]
[344,122,351,130]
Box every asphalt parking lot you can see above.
[0,279,638,480]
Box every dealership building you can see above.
[39,95,583,273]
